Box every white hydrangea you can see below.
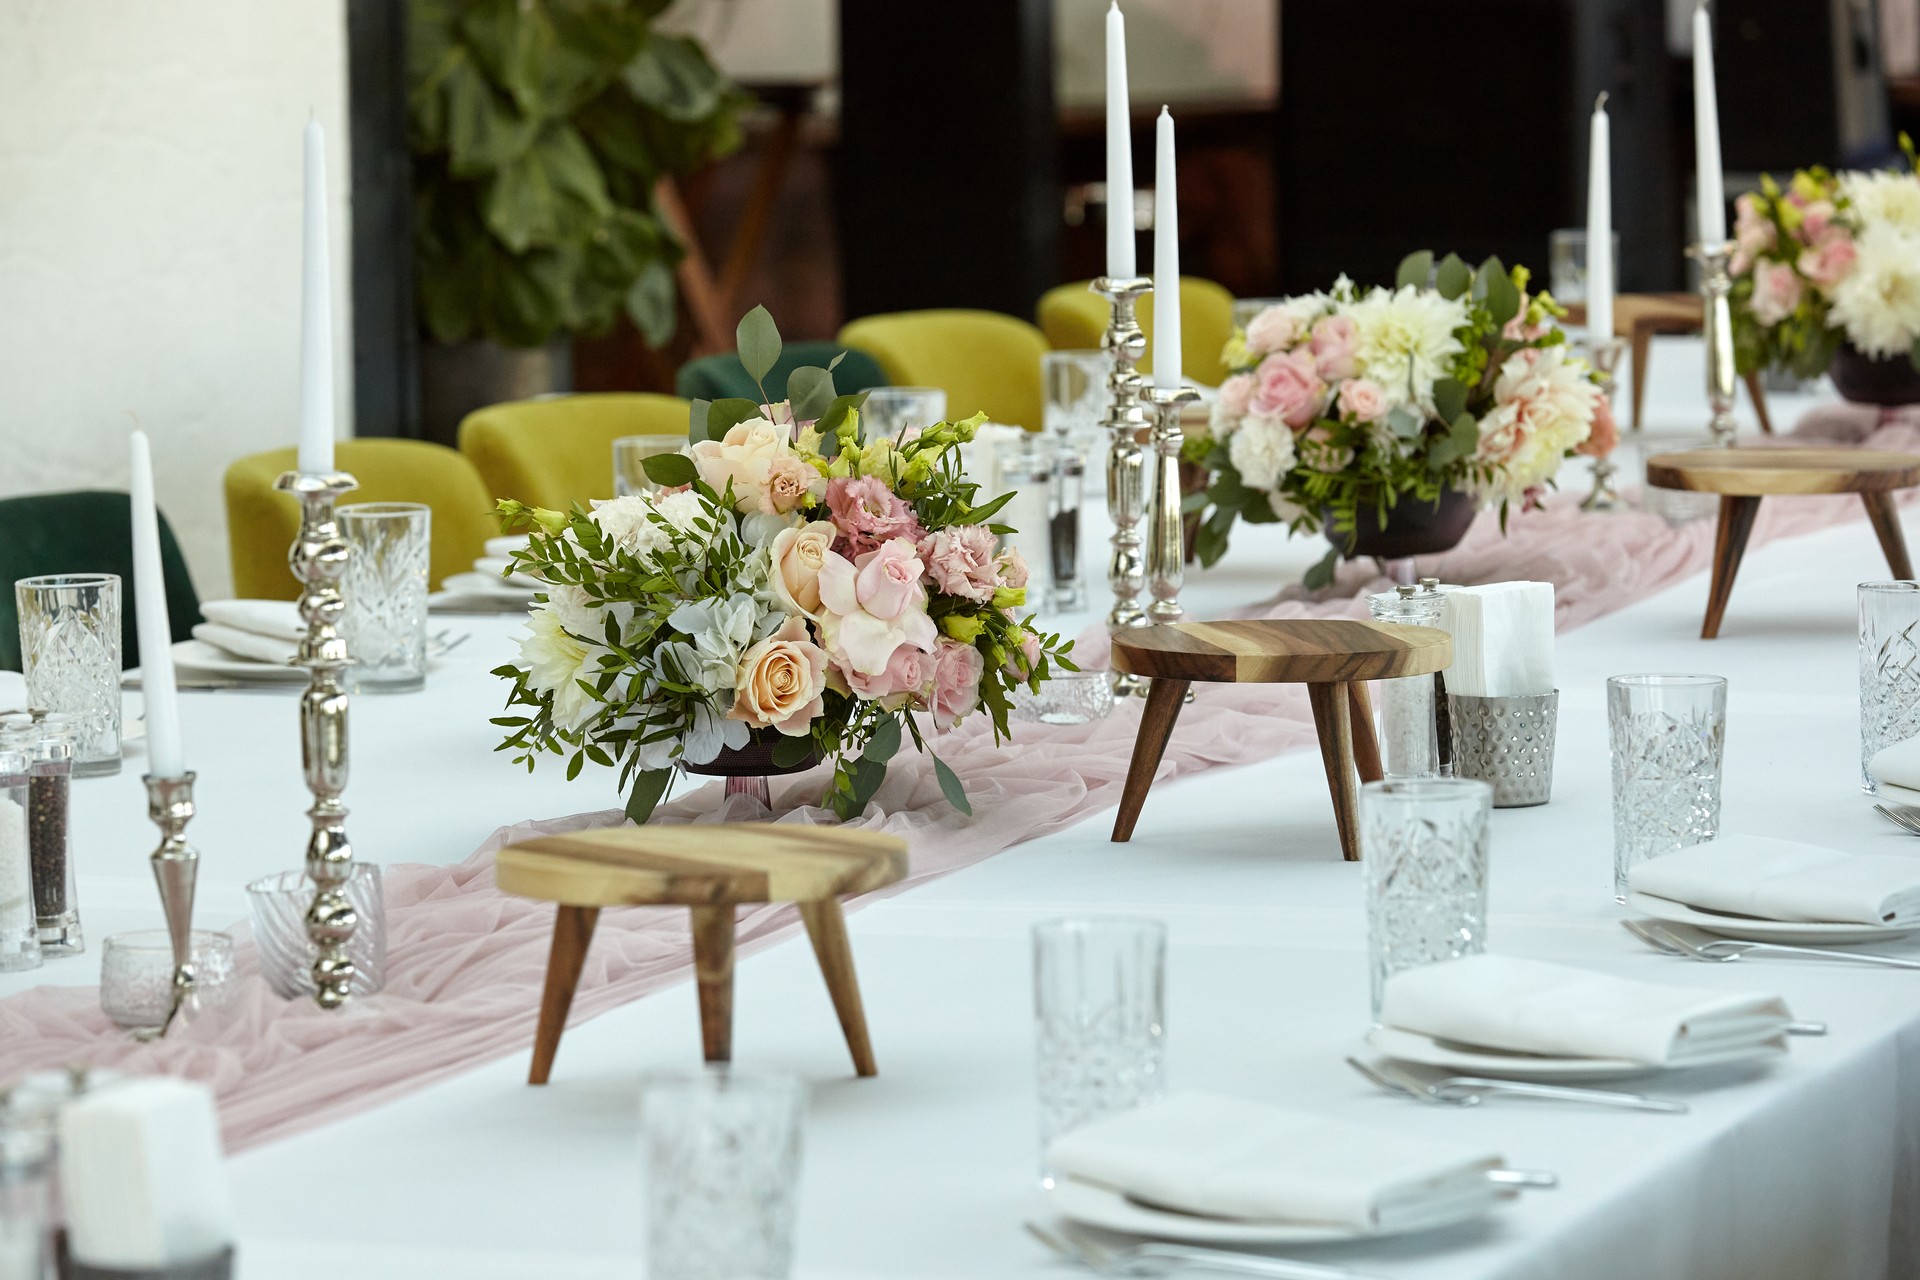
[516,607,599,730]
[1841,170,1920,238]
[1828,223,1920,358]
[1226,412,1297,491]
[1342,285,1469,410]
[589,495,671,560]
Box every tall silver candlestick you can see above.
[1581,337,1627,511]
[1144,384,1200,623]
[144,771,198,1036]
[1091,274,1154,695]
[1690,240,1739,447]
[273,469,361,1009]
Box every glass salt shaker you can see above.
[0,743,39,974]
[2,717,80,956]
[1047,437,1086,612]
[1366,584,1449,779]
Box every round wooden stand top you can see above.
[1645,448,1920,497]
[496,823,907,908]
[1109,619,1451,684]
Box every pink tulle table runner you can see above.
[5,417,1917,1152]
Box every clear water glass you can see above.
[14,574,120,776]
[341,503,430,693]
[1859,582,1920,792]
[98,930,236,1029]
[861,387,947,438]
[1366,587,1448,779]
[641,1069,804,1280]
[614,434,689,497]
[1608,674,1727,898]
[1033,917,1166,1176]
[1042,350,1109,438]
[1548,228,1621,306]
[247,863,386,998]
[1362,779,1491,1020]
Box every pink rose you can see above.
[852,538,927,621]
[1249,349,1327,430]
[730,616,827,734]
[825,475,924,557]
[921,525,999,603]
[1749,260,1805,325]
[842,642,932,705]
[1308,315,1359,381]
[818,541,938,676]
[1797,236,1857,290]
[929,638,984,726]
[1244,307,1299,355]
[1336,378,1389,423]
[996,546,1030,590]
[1217,372,1256,419]
[1576,393,1618,459]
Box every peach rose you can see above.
[691,417,790,513]
[769,520,838,617]
[1336,378,1389,423]
[731,616,827,734]
[1576,393,1618,459]
[1244,307,1300,355]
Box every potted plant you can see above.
[408,0,748,439]
[1187,251,1602,586]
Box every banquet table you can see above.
[10,339,1920,1280]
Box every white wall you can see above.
[0,0,352,599]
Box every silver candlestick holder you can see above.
[1581,337,1626,511]
[144,771,199,1036]
[1145,384,1200,623]
[1689,239,1740,447]
[1091,274,1155,696]
[273,469,361,1010]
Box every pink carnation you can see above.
[930,638,984,726]
[825,475,924,557]
[1576,394,1618,459]
[1308,315,1359,381]
[1249,349,1327,430]
[996,546,1030,590]
[920,524,999,602]
[1798,236,1857,290]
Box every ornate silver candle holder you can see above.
[1689,239,1739,447]
[143,771,199,1036]
[1581,337,1626,512]
[1144,384,1200,623]
[1090,274,1155,696]
[272,470,361,1010]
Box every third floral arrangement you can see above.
[1188,251,1610,585]
[1731,137,1920,377]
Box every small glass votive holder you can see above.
[861,387,947,438]
[1010,671,1114,726]
[1362,778,1492,1020]
[1447,691,1559,808]
[246,863,386,999]
[641,1069,804,1280]
[1608,674,1727,899]
[613,434,689,497]
[341,502,431,693]
[98,930,236,1029]
[14,574,121,776]
[1033,917,1166,1178]
[1859,582,1920,792]
[1548,227,1621,306]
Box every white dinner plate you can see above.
[170,639,307,682]
[1364,1026,1784,1082]
[438,571,538,602]
[1874,779,1920,809]
[1627,890,1920,946]
[1047,1176,1497,1246]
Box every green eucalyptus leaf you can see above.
[932,754,973,816]
[736,304,781,384]
[827,350,847,371]
[862,716,902,762]
[1449,411,1479,453]
[1396,251,1434,291]
[1432,378,1468,425]
[788,365,837,422]
[687,397,712,443]
[1387,405,1424,441]
[1435,253,1472,300]
[624,768,673,824]
[1478,257,1520,325]
[771,732,817,768]
[1302,546,1340,589]
[641,452,697,487]
[849,756,888,811]
[707,397,763,434]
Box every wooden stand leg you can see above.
[799,899,877,1077]
[1702,495,1762,640]
[689,905,736,1064]
[1630,328,1651,430]
[1111,677,1192,842]
[1307,682,1362,861]
[529,905,600,1085]
[1743,371,1774,435]
[1863,491,1915,579]
[1347,682,1383,784]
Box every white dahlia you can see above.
[1342,286,1470,411]
[1827,223,1920,358]
[1841,170,1920,238]
[1226,412,1296,491]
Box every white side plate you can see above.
[1364,1025,1784,1082]
[1047,1175,1497,1245]
[1627,890,1920,945]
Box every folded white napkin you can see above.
[1630,834,1920,925]
[1440,581,1555,697]
[0,670,24,715]
[189,623,294,667]
[1047,1092,1500,1232]
[1870,735,1920,794]
[1380,954,1789,1066]
[198,599,303,642]
[484,534,530,558]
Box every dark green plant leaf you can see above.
[642,452,697,487]
[932,754,973,816]
[484,124,613,252]
[625,33,730,121]
[1435,253,1472,300]
[1303,546,1340,589]
[1396,250,1434,290]
[707,396,763,434]
[788,365,837,422]
[849,756,888,812]
[736,304,781,384]
[862,716,901,762]
[1431,378,1468,425]
[625,257,676,347]
[624,768,673,824]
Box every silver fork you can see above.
[1625,917,1920,972]
[1874,803,1920,836]
[1024,1220,1385,1279]
[1347,1055,1684,1115]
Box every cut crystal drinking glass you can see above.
[341,503,430,693]
[1859,583,1920,792]
[1362,778,1492,1019]
[1010,671,1114,726]
[14,574,121,776]
[1608,674,1727,898]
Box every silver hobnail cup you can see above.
[1446,691,1559,808]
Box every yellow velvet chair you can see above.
[224,439,498,601]
[459,392,690,511]
[1035,276,1236,387]
[836,311,1049,431]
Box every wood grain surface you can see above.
[1110,619,1451,684]
[1646,449,1920,496]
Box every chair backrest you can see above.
[675,341,890,404]
[1035,276,1237,387]
[224,439,497,601]
[0,490,201,671]
[458,392,690,512]
[835,310,1049,431]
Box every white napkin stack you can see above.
[1630,834,1920,925]
[58,1078,236,1271]
[1047,1092,1501,1232]
[1440,581,1555,697]
[192,599,303,666]
[1381,954,1791,1065]
[1868,735,1920,803]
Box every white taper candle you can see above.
[297,118,336,475]
[1104,2,1136,279]
[1692,2,1727,244]
[1152,107,1181,390]
[128,431,183,778]
[1586,92,1614,342]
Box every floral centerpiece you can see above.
[491,307,1074,823]
[1187,251,1609,585]
[1731,138,1920,385]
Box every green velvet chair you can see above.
[836,310,1050,431]
[675,341,889,404]
[0,490,201,671]
[1035,276,1237,387]
[458,392,691,512]
[224,439,497,601]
